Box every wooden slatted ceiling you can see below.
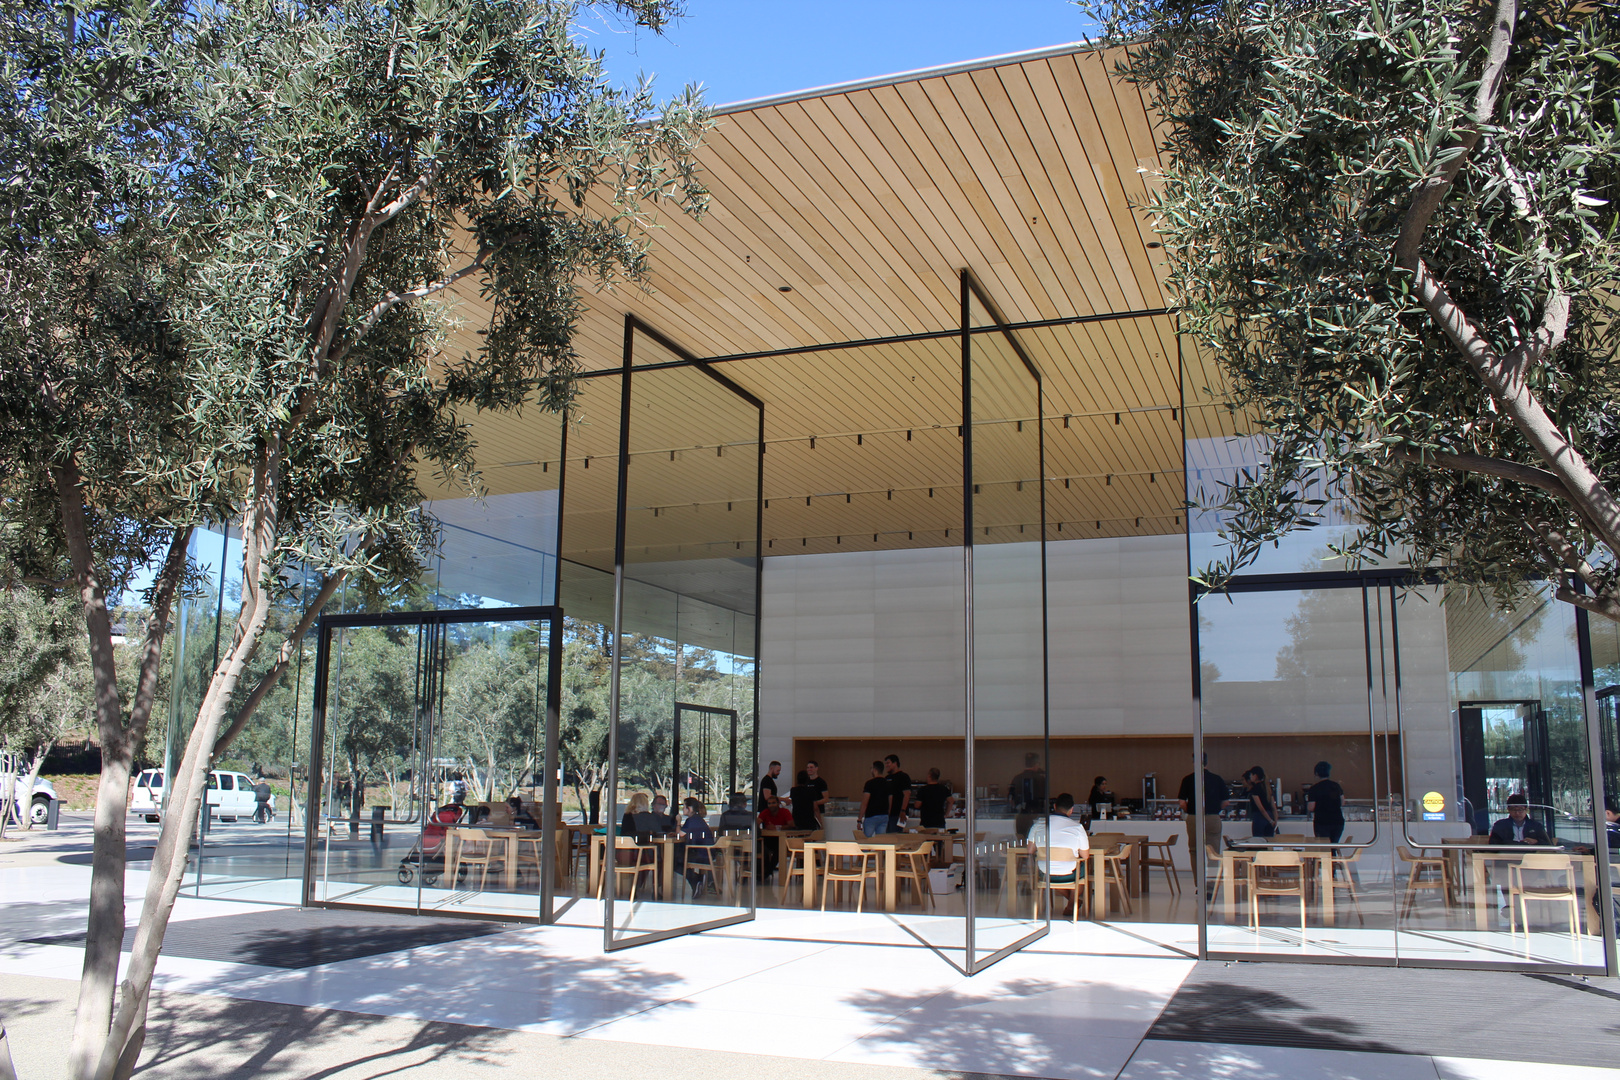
[423,42,1200,561]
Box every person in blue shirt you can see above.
[680,797,716,894]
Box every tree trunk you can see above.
[18,739,55,833]
[0,1016,17,1080]
[90,452,278,1080]
[57,461,135,1080]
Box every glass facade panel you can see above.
[966,302,1047,971]
[1198,585,1395,959]
[1391,584,1608,968]
[605,329,761,947]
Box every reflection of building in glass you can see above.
[160,40,1615,977]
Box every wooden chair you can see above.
[779,837,812,903]
[513,833,544,885]
[599,836,656,901]
[1397,845,1454,916]
[682,843,725,898]
[1509,853,1582,937]
[1100,842,1133,915]
[822,841,875,912]
[1032,847,1087,922]
[894,841,935,909]
[1205,844,1247,907]
[452,828,505,890]
[1249,850,1306,933]
[1144,833,1181,895]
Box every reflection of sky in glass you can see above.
[1196,590,1305,684]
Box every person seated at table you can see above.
[917,768,954,829]
[507,796,537,828]
[679,797,715,894]
[718,792,755,832]
[621,792,650,840]
[757,792,793,877]
[789,770,820,831]
[1489,793,1550,845]
[1605,796,1620,852]
[1026,793,1089,915]
[640,794,676,835]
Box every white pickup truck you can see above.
[4,774,58,825]
[129,769,275,823]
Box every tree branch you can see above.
[1554,585,1620,622]
[1387,442,1572,499]
[210,566,351,761]
[328,245,492,368]
[1393,0,1518,268]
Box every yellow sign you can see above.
[1422,791,1445,814]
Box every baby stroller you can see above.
[398,804,466,886]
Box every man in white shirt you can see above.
[1026,793,1090,913]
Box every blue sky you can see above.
[580,1,1096,109]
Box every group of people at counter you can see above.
[755,755,959,838]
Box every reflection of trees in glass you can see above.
[555,616,755,812]
[1273,589,1351,681]
[325,628,416,817]
[437,624,542,802]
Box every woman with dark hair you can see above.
[789,770,820,831]
[1244,767,1278,838]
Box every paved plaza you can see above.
[1,816,1616,1080]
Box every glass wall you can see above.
[307,609,559,918]
[1195,574,1611,971]
[604,324,762,948]
[965,285,1048,971]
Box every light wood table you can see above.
[445,826,544,891]
[1462,846,1598,931]
[801,840,922,912]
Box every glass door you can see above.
[305,608,562,919]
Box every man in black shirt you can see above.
[917,768,953,829]
[1178,754,1227,858]
[757,761,781,810]
[1606,796,1620,852]
[857,761,890,837]
[803,760,829,822]
[884,754,912,830]
[1306,760,1345,844]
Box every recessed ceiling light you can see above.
[778,285,793,292]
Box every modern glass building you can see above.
[160,42,1617,976]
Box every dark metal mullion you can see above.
[542,411,568,924]
[301,622,332,907]
[604,314,634,952]
[960,270,977,971]
[749,386,764,920]
[1574,591,1619,975]
[1180,318,1208,960]
[579,305,1177,379]
[1036,328,1052,952]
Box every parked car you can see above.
[128,769,275,824]
[4,774,57,825]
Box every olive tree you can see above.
[0,1,708,1076]
[1088,0,1620,613]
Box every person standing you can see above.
[857,761,890,837]
[1243,767,1278,838]
[1178,754,1227,856]
[757,761,782,810]
[803,760,830,823]
[789,771,820,831]
[1306,761,1345,845]
[1008,752,1047,840]
[1087,775,1115,817]
[884,754,913,831]
[917,768,954,829]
